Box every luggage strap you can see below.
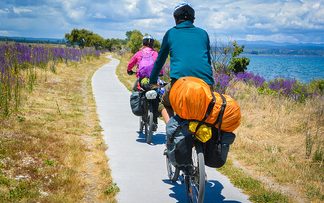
[194,86,216,134]
[213,93,227,143]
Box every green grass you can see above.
[0,173,39,202]
[104,183,120,196]
[217,160,290,203]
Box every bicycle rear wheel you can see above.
[165,152,180,182]
[186,143,205,203]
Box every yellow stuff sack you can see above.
[169,77,241,132]
[188,121,212,143]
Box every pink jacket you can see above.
[127,47,158,77]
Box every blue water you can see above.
[244,54,324,83]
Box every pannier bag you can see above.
[169,77,241,132]
[166,116,193,169]
[130,91,144,116]
[204,130,235,168]
[166,115,236,168]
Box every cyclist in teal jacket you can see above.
[149,2,214,123]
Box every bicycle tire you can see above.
[142,101,148,138]
[144,117,148,138]
[166,153,180,182]
[186,143,205,203]
[139,116,144,132]
[146,105,154,144]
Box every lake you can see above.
[244,54,324,83]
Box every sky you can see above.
[0,0,323,44]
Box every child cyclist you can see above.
[127,34,160,131]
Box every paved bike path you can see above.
[92,56,251,203]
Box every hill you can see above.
[0,36,66,44]
[238,40,324,56]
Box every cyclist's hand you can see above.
[127,70,135,75]
[143,83,158,91]
[150,84,159,90]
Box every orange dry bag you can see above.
[169,77,241,132]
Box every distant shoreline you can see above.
[243,53,324,57]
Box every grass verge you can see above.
[0,54,117,202]
[114,52,137,91]
[228,82,323,202]
[218,160,290,202]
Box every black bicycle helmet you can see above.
[143,35,154,48]
[173,2,195,24]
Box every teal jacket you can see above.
[150,21,214,85]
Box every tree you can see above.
[210,38,233,73]
[126,30,143,53]
[210,39,250,73]
[103,39,112,51]
[228,41,250,73]
[65,29,105,49]
[125,31,134,42]
[110,38,123,51]
[153,40,161,51]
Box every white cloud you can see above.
[13,7,32,15]
[0,0,323,43]
[0,8,9,14]
[93,13,106,19]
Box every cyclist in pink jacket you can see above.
[127,35,158,91]
[127,35,160,131]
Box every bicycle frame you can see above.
[139,86,165,144]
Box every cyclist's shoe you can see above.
[186,165,195,176]
[163,148,167,155]
[152,123,158,131]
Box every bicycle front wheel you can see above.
[186,143,205,203]
[142,101,148,138]
[139,116,144,132]
[146,105,154,144]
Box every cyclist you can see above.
[127,34,159,130]
[127,34,158,90]
[149,2,214,123]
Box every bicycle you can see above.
[138,79,166,144]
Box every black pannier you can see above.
[166,116,193,169]
[130,91,144,116]
[204,130,235,168]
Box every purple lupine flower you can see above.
[214,72,231,93]
[235,71,265,87]
[269,78,297,96]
